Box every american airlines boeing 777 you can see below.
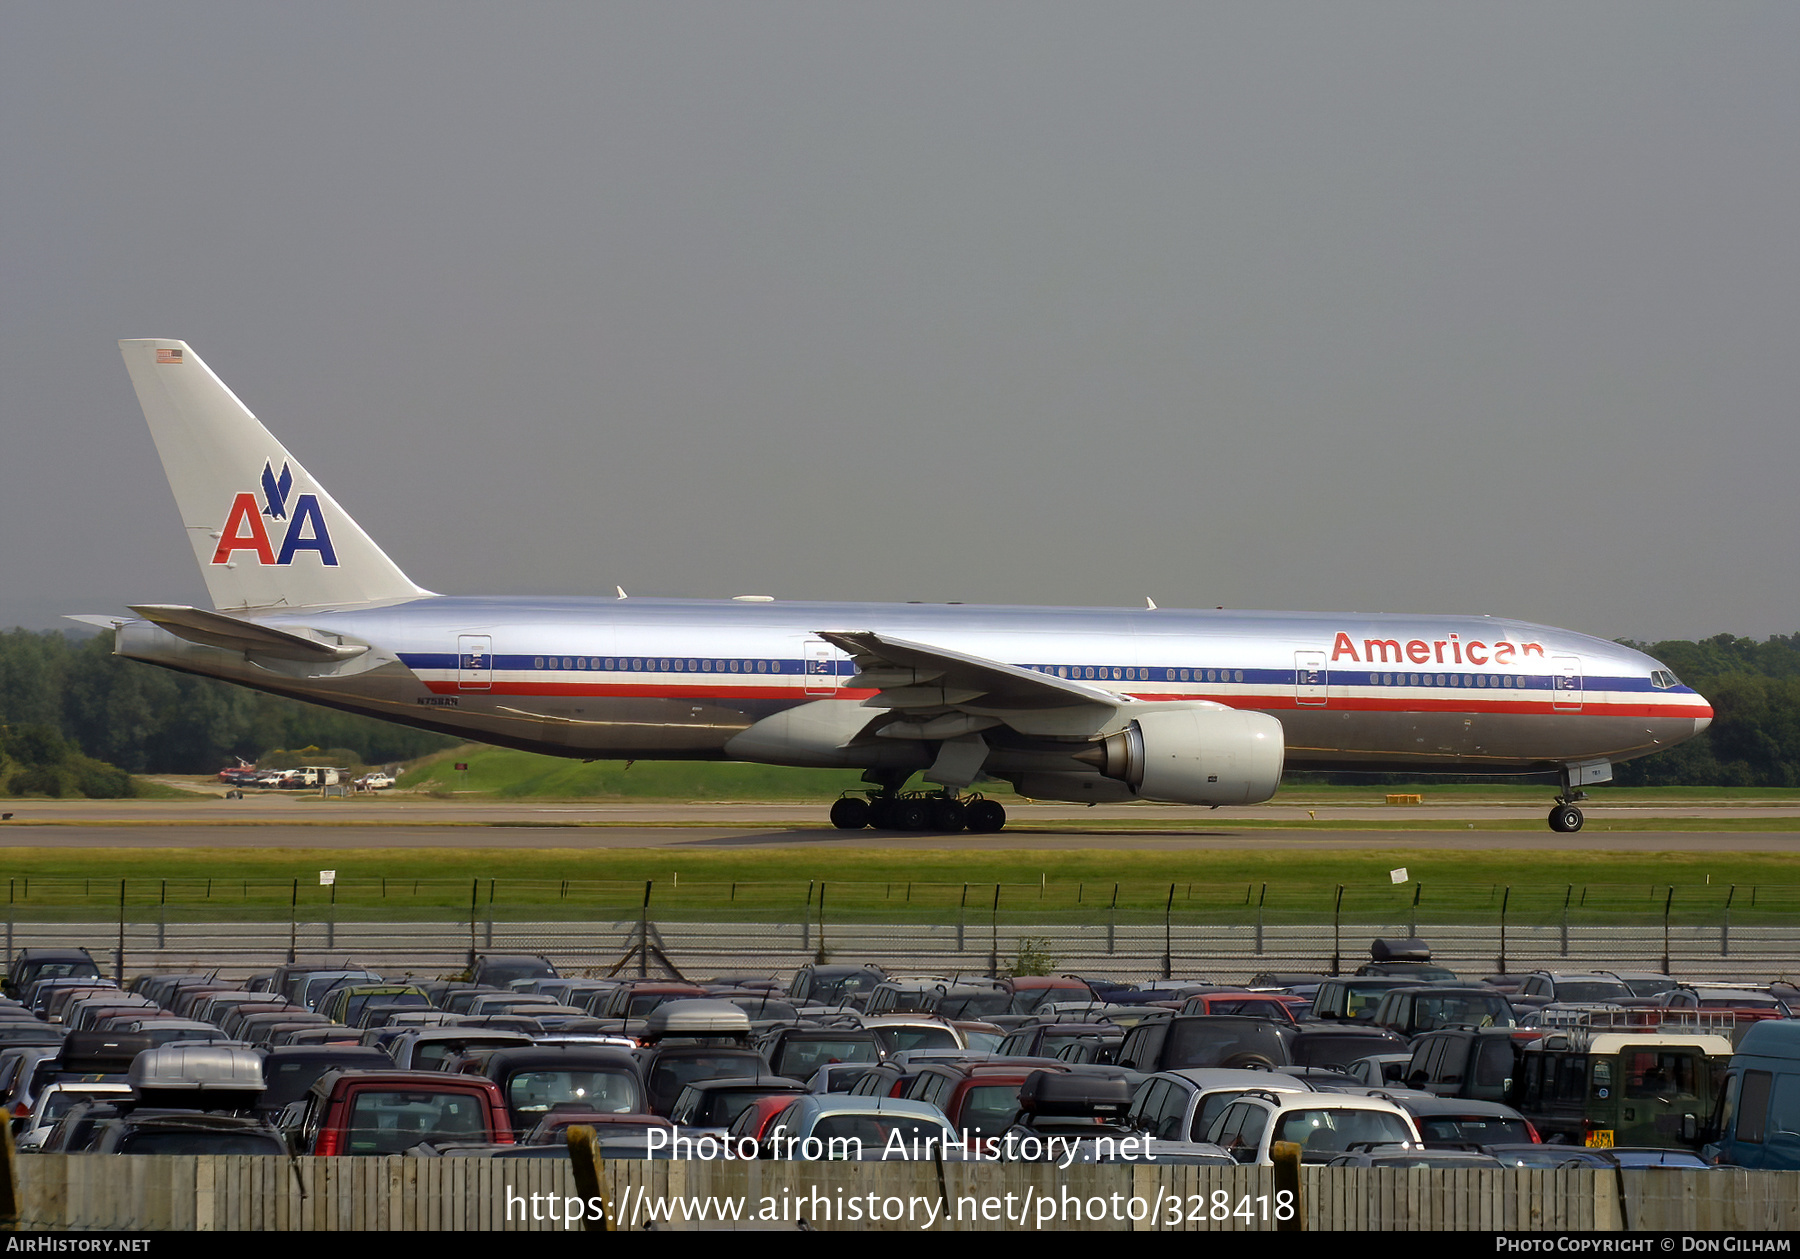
[93,340,1712,834]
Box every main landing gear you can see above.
[829,792,1006,834]
[1547,766,1586,833]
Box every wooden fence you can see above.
[13,1156,1800,1232]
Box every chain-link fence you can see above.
[5,874,1798,983]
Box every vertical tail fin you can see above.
[119,339,433,611]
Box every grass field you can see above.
[3,846,1796,927]
[392,745,1800,805]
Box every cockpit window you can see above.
[1650,670,1680,690]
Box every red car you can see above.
[293,1070,513,1156]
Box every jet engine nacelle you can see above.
[1092,706,1284,805]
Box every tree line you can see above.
[0,628,453,791]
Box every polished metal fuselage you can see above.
[116,596,1712,775]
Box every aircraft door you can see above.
[458,635,493,691]
[804,638,837,697]
[1295,650,1327,708]
[1553,656,1582,711]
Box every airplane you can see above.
[89,339,1714,834]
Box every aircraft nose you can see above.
[1694,715,1712,737]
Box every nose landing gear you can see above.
[1548,802,1584,833]
[1546,763,1595,833]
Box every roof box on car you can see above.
[1016,1070,1132,1118]
[129,1044,267,1093]
[642,1000,751,1040]
[1369,938,1431,963]
[58,1030,153,1074]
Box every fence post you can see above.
[1497,886,1510,975]
[817,882,828,965]
[1108,883,1118,956]
[326,879,336,952]
[640,881,652,979]
[1723,885,1735,958]
[989,885,999,977]
[1255,883,1266,956]
[1561,884,1571,957]
[1162,883,1175,980]
[1408,881,1421,940]
[467,877,478,971]
[1330,886,1344,976]
[957,883,966,953]
[1662,887,1674,975]
[158,879,166,951]
[564,1127,613,1233]
[114,879,125,984]
[0,1108,18,1231]
[1271,1140,1302,1233]
[804,881,813,954]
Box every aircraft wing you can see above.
[813,626,1116,727]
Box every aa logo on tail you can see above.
[211,461,338,566]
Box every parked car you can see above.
[290,1070,514,1155]
[1204,1092,1421,1165]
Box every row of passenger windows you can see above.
[1026,666,1247,683]
[531,657,781,673]
[1365,673,1528,688]
[514,658,1537,687]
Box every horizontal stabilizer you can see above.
[64,614,127,630]
[128,604,367,662]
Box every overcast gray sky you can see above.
[4,4,1795,644]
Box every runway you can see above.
[0,796,1796,851]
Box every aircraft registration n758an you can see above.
[94,339,1712,834]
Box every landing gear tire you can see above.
[929,799,968,832]
[965,800,1007,834]
[1548,804,1584,833]
[830,797,870,830]
[890,800,929,832]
